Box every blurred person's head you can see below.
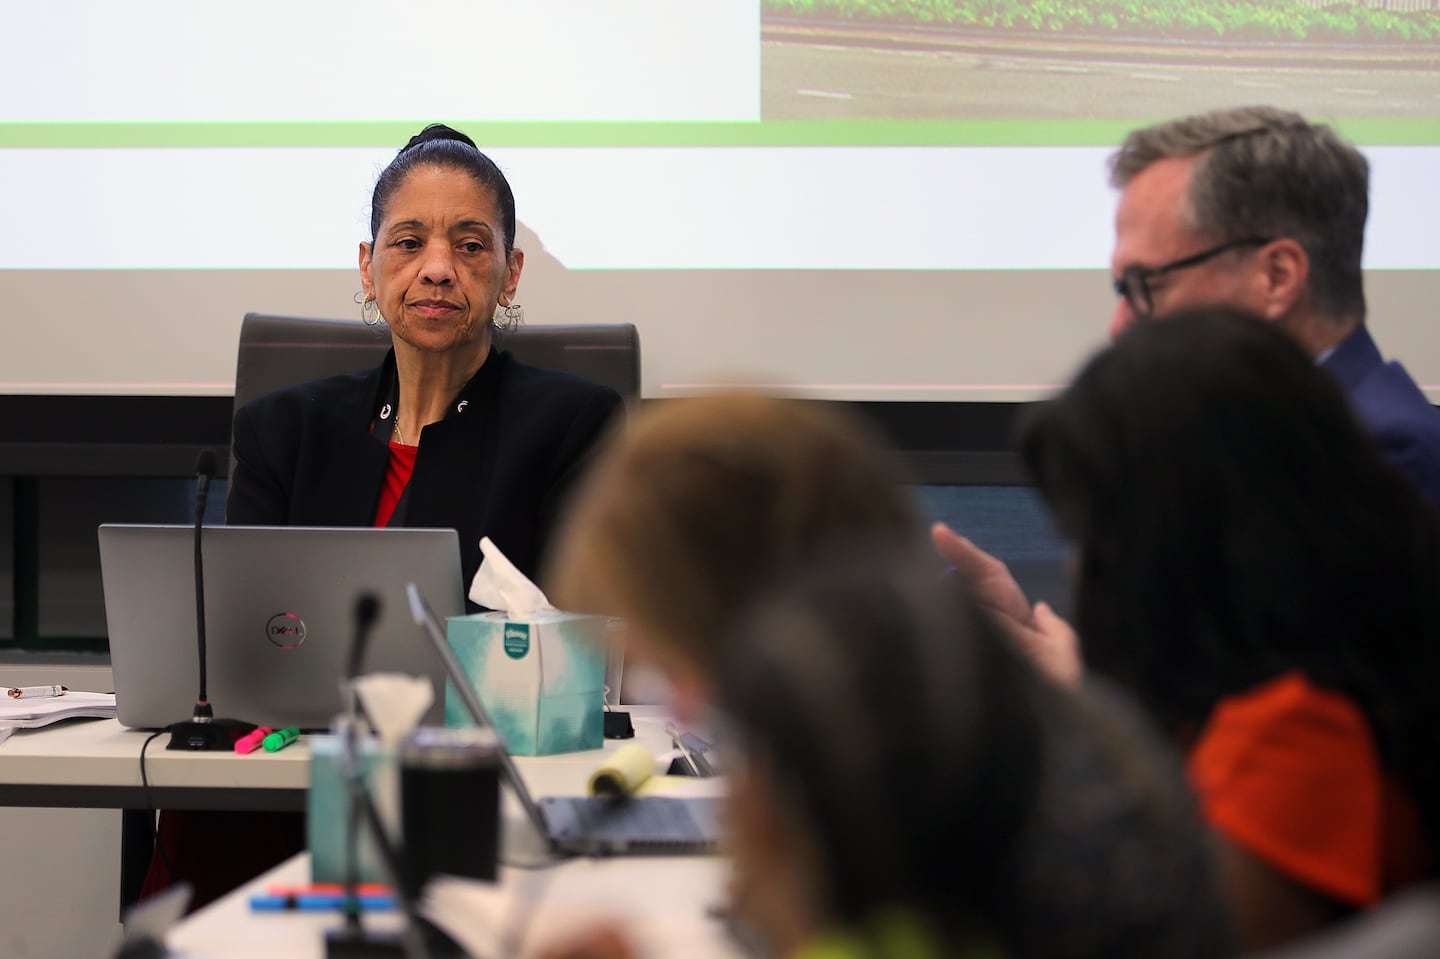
[1021,306,1440,834]
[715,549,1045,957]
[547,392,922,716]
[1108,106,1367,355]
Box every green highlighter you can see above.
[262,726,301,752]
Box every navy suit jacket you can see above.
[228,347,623,592]
[1322,325,1440,514]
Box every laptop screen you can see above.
[101,525,465,730]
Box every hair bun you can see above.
[401,123,478,154]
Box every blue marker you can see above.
[249,892,396,912]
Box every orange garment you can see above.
[1187,671,1429,907]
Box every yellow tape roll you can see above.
[588,742,656,797]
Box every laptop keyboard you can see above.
[572,797,701,840]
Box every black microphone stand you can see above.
[326,593,458,959]
[339,595,382,944]
[168,449,256,751]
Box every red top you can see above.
[374,440,418,527]
[1187,671,1430,906]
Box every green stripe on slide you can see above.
[2,118,1437,148]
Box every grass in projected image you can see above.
[762,0,1440,123]
[765,0,1440,41]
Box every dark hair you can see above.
[369,123,517,252]
[715,548,1045,947]
[1110,106,1369,322]
[1021,306,1440,846]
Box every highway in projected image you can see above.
[761,7,1440,124]
[764,38,1440,120]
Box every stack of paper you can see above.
[0,691,117,744]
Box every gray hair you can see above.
[1110,106,1368,321]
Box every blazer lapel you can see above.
[315,355,394,525]
[406,349,507,531]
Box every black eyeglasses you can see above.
[1113,236,1272,321]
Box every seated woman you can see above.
[229,123,622,586]
[1018,306,1440,949]
[547,392,1232,959]
[544,550,1230,959]
[146,124,621,908]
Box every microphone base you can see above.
[166,717,257,751]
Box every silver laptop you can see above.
[99,525,465,731]
[406,582,725,857]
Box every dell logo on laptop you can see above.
[265,613,307,649]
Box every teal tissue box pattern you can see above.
[308,734,396,884]
[445,611,605,756]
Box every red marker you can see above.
[234,726,273,755]
[267,883,392,897]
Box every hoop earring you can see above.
[492,301,524,333]
[357,291,382,327]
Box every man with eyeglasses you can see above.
[933,105,1440,670]
[1106,105,1440,501]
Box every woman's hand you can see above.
[931,523,1082,686]
[1013,601,1083,688]
[931,522,1034,628]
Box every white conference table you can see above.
[167,844,740,958]
[0,715,310,810]
[0,708,740,957]
[0,707,701,808]
[157,708,740,958]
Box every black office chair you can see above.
[229,313,640,485]
[1241,885,1440,959]
[232,312,641,416]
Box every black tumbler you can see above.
[399,726,502,896]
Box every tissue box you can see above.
[308,734,399,885]
[445,611,605,755]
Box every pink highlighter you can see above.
[235,726,273,755]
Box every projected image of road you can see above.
[761,2,1440,120]
[3,0,1439,402]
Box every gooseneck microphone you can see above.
[343,591,382,934]
[167,450,256,751]
[328,592,437,959]
[193,449,216,712]
[347,593,382,685]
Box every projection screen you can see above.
[3,1,1438,401]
